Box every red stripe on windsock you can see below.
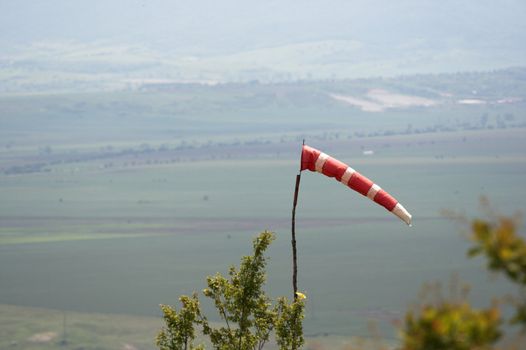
[301,145,320,172]
[373,189,398,211]
[322,157,349,182]
[348,172,374,196]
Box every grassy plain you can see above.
[0,304,161,350]
[1,71,525,348]
[2,135,525,342]
[0,303,403,350]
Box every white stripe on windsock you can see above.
[315,153,329,173]
[340,167,355,186]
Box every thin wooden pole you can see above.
[291,140,304,300]
[291,173,301,300]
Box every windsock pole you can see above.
[291,140,304,300]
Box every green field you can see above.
[1,72,526,348]
[2,143,525,344]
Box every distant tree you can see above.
[39,145,52,155]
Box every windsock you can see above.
[301,145,412,225]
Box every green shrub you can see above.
[157,231,305,350]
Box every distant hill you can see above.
[1,1,525,93]
[1,67,525,160]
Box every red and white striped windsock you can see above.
[301,145,412,225]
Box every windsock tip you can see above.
[392,203,412,227]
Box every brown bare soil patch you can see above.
[331,89,437,112]
[28,331,57,343]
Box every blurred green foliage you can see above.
[469,217,526,285]
[402,296,501,350]
[467,201,526,329]
[401,202,526,350]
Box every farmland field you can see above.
[2,136,525,345]
[1,71,526,349]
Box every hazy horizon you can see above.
[2,0,526,93]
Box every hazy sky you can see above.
[1,0,525,87]
[2,0,525,53]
